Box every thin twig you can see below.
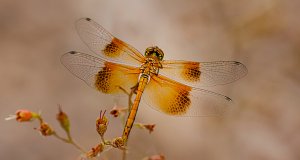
[100,136,106,145]
[53,132,86,153]
[122,149,127,160]
[53,132,69,143]
[118,86,134,109]
[69,138,86,153]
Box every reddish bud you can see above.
[144,124,155,134]
[56,105,70,133]
[110,108,120,117]
[38,122,54,136]
[96,110,108,137]
[112,137,125,150]
[14,109,37,122]
[110,105,127,117]
[136,123,156,134]
[86,143,104,158]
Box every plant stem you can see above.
[53,132,86,153]
[118,86,134,109]
[122,149,127,160]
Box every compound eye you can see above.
[155,52,159,57]
[156,53,163,60]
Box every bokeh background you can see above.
[1,0,299,160]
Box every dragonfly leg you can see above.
[130,83,139,94]
[118,86,130,96]
[126,83,138,110]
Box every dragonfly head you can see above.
[145,46,164,61]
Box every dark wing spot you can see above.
[85,18,91,21]
[69,51,76,54]
[103,38,122,57]
[168,90,191,115]
[181,64,201,82]
[234,61,242,65]
[95,67,112,93]
[225,96,232,101]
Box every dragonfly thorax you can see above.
[138,57,162,83]
[140,57,162,75]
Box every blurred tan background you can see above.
[1,0,300,160]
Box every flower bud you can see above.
[110,108,120,118]
[112,137,125,149]
[38,122,54,136]
[11,109,38,122]
[110,105,127,118]
[96,110,108,137]
[143,124,155,134]
[135,123,156,134]
[56,106,70,133]
[86,143,104,158]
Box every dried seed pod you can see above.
[96,110,108,137]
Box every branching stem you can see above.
[53,132,86,153]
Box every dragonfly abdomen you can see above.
[122,76,148,142]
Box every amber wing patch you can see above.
[95,62,139,94]
[165,89,191,115]
[181,63,201,82]
[61,51,139,95]
[75,18,145,67]
[142,74,233,116]
[102,38,123,58]
[160,60,247,88]
[143,75,192,116]
[95,66,113,93]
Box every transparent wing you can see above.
[76,18,145,67]
[142,74,232,117]
[61,51,140,94]
[160,60,248,87]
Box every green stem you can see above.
[53,132,86,153]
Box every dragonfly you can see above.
[61,18,247,143]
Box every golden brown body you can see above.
[122,76,148,141]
